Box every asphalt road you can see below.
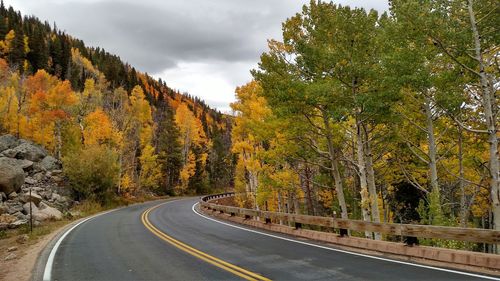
[40,198,499,281]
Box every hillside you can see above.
[0,3,234,199]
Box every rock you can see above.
[0,192,6,201]
[12,211,26,220]
[5,201,23,214]
[8,192,18,199]
[32,211,49,221]
[24,177,36,185]
[11,142,47,162]
[51,193,61,202]
[8,219,27,228]
[31,162,44,173]
[1,148,17,158]
[38,201,48,210]
[7,246,17,252]
[18,159,34,170]
[32,172,45,182]
[33,204,62,221]
[50,176,63,183]
[40,156,61,171]
[69,210,82,218]
[0,134,18,152]
[16,234,28,244]
[20,192,42,206]
[23,202,39,214]
[0,204,8,214]
[51,169,63,175]
[0,214,17,224]
[40,191,52,201]
[4,253,17,261]
[0,162,25,194]
[0,157,33,171]
[0,222,8,230]
[57,196,68,204]
[41,205,62,220]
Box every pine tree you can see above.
[7,27,25,70]
[27,25,48,72]
[157,105,183,195]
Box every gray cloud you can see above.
[6,0,389,109]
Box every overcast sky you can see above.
[5,0,388,112]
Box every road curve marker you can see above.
[192,202,500,281]
[142,203,271,281]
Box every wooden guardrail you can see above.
[200,193,500,245]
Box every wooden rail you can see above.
[200,193,500,245]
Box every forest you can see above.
[230,0,499,251]
[0,0,498,252]
[0,2,234,201]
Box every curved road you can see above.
[38,198,499,281]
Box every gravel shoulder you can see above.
[0,222,67,281]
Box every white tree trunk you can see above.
[356,121,372,239]
[467,1,499,243]
[363,125,381,240]
[322,110,349,219]
[424,95,443,224]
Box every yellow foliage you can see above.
[83,108,120,146]
[178,150,196,193]
[0,30,15,56]
[139,144,162,189]
[120,173,134,192]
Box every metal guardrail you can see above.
[200,193,500,245]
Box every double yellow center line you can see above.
[141,203,271,281]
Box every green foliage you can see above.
[63,145,119,202]
[156,105,183,195]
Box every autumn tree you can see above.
[175,103,207,193]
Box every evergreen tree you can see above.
[27,25,48,71]
[157,105,183,195]
[7,26,25,71]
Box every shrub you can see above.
[63,145,119,203]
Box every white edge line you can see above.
[42,210,114,281]
[192,202,500,281]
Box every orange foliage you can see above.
[83,108,119,146]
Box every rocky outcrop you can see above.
[0,135,18,152]
[0,134,73,230]
[6,141,47,162]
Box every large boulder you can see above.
[40,156,61,171]
[0,161,25,194]
[0,157,33,171]
[0,135,18,152]
[33,208,62,221]
[11,142,47,162]
[34,202,62,221]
